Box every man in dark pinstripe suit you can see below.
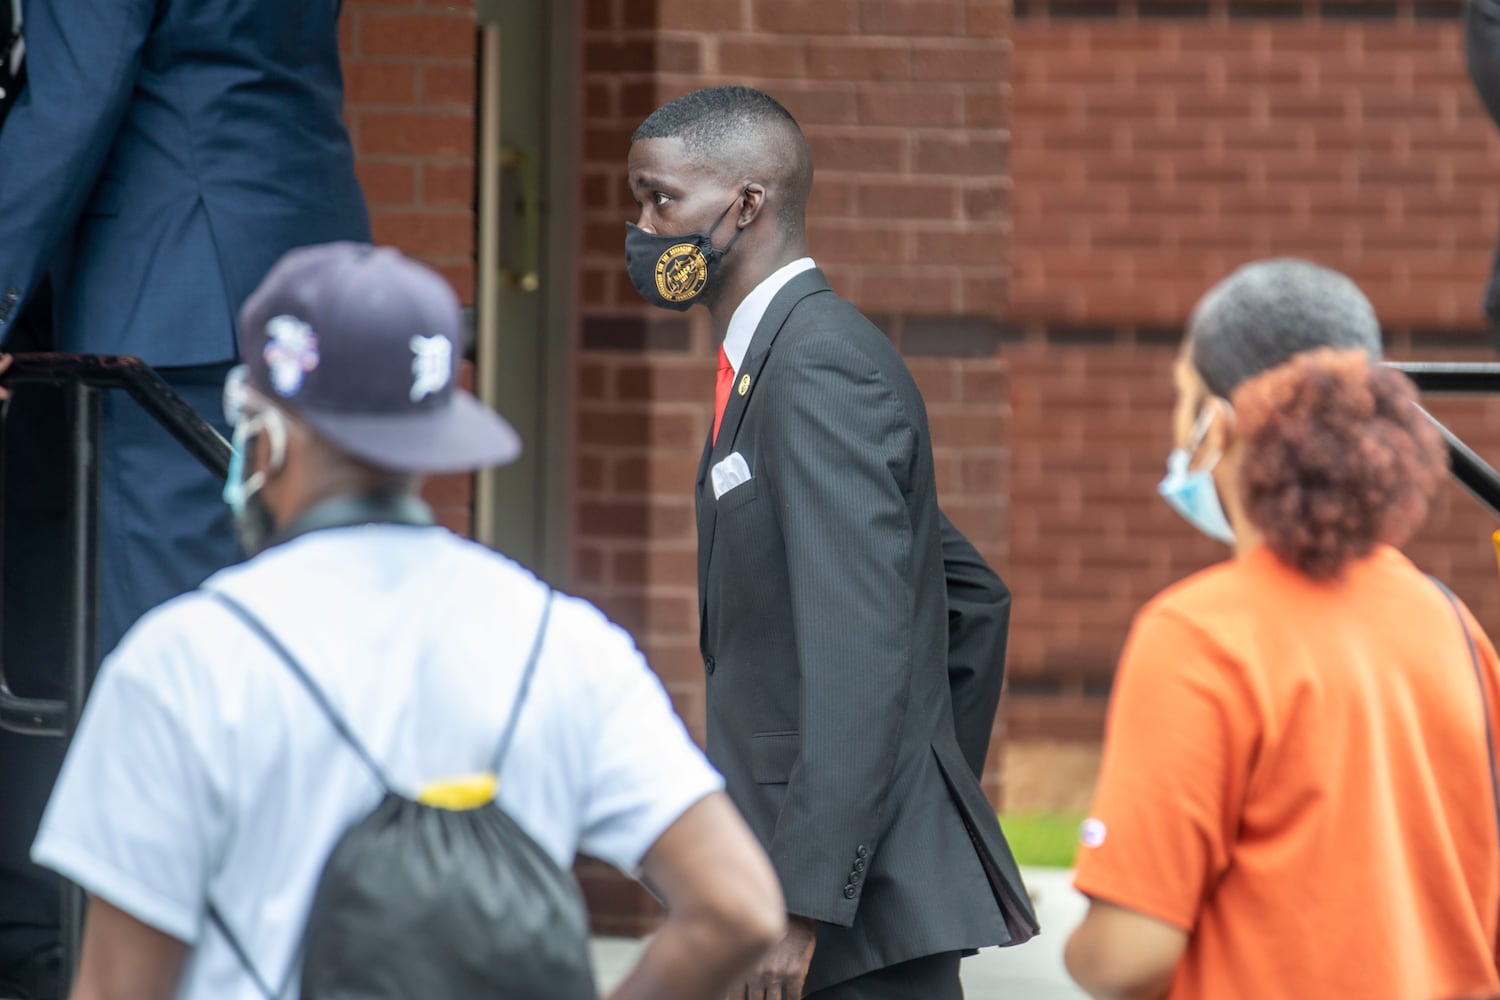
[625,86,1038,999]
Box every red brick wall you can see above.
[341,0,478,297]
[1004,10,1500,754]
[339,0,477,534]
[1011,16,1497,326]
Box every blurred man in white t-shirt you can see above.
[30,243,784,1000]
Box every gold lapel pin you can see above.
[738,374,751,396]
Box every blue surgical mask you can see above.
[1158,405,1235,545]
[221,419,257,515]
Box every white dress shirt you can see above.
[721,256,816,374]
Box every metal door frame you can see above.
[473,0,578,583]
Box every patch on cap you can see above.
[1079,817,1108,850]
[409,335,452,402]
[263,315,321,397]
[222,365,251,427]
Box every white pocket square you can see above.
[711,452,753,500]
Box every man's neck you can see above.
[707,243,810,342]
[267,491,433,549]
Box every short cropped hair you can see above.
[1189,258,1382,398]
[634,86,812,230]
[634,86,799,153]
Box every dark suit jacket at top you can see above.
[0,0,369,365]
[0,0,21,127]
[696,269,1038,992]
[1468,0,1500,345]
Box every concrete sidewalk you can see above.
[590,867,1088,998]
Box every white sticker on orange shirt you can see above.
[1079,817,1107,849]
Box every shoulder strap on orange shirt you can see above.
[1433,577,1500,949]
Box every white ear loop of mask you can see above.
[1186,397,1234,472]
[231,404,289,497]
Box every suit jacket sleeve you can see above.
[1471,0,1500,129]
[760,331,921,927]
[0,1,17,126]
[941,511,1011,782]
[0,0,154,340]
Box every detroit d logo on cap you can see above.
[409,335,452,402]
[654,243,708,303]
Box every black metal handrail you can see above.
[0,354,230,738]
[1388,362,1500,520]
[1391,361,1500,396]
[4,354,231,477]
[0,354,230,993]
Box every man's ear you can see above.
[738,183,767,228]
[250,423,272,475]
[255,407,293,479]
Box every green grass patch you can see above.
[999,812,1086,869]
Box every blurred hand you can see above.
[0,353,11,401]
[727,915,816,1000]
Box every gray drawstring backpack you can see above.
[203,589,599,999]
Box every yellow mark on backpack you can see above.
[417,773,498,811]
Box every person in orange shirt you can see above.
[1065,258,1500,1000]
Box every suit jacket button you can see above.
[854,858,865,873]
[856,845,868,859]
[704,655,716,675]
[843,885,857,899]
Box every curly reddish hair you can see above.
[1232,348,1447,580]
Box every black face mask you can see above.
[624,191,746,311]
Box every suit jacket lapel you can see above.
[695,430,715,618]
[698,269,834,630]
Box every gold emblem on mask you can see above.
[655,243,709,303]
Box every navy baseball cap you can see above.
[235,242,521,474]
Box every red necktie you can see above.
[713,346,734,444]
